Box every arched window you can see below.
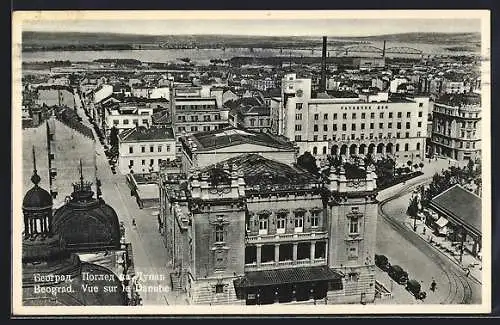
[416,142,421,151]
[404,143,409,151]
[313,147,318,155]
[322,146,327,155]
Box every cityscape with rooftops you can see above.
[16,13,487,309]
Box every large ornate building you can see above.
[21,153,129,306]
[159,154,378,305]
[276,73,429,164]
[430,93,481,161]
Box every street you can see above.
[76,90,176,306]
[375,161,481,304]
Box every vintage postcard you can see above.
[11,10,491,315]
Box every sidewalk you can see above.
[403,217,482,284]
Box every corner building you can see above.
[160,154,378,305]
[278,73,429,164]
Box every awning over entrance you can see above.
[240,266,342,288]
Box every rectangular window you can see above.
[323,135,327,141]
[388,132,392,138]
[418,111,423,117]
[150,146,154,153]
[397,122,402,129]
[129,160,134,167]
[113,119,119,125]
[295,113,302,120]
[150,159,154,166]
[370,113,375,119]
[323,125,328,131]
[313,135,318,142]
[277,214,286,234]
[295,124,302,131]
[215,284,224,294]
[406,122,411,129]
[333,113,338,120]
[333,124,337,131]
[349,219,359,234]
[314,114,319,120]
[419,102,424,107]
[342,124,347,131]
[259,119,264,126]
[157,145,162,152]
[123,119,129,125]
[311,212,320,227]
[351,124,356,131]
[259,215,268,235]
[397,112,402,118]
[417,131,421,137]
[388,122,393,129]
[380,112,384,119]
[407,112,411,118]
[352,113,356,119]
[370,123,374,130]
[129,146,133,154]
[342,134,346,140]
[405,132,410,138]
[296,103,303,110]
[369,133,373,139]
[361,113,366,119]
[314,125,319,132]
[141,159,146,165]
[397,132,401,138]
[324,113,328,120]
[133,119,138,125]
[351,134,355,140]
[142,119,148,124]
[294,213,304,233]
[295,135,302,141]
[141,146,145,153]
[389,112,393,118]
[343,113,347,119]
[379,123,383,129]
[215,225,224,242]
[361,123,365,130]
[191,126,198,132]
[417,122,422,127]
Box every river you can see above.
[22,41,479,64]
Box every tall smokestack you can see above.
[320,36,327,92]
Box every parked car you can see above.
[388,265,408,285]
[375,254,391,271]
[406,279,427,300]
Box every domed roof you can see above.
[52,181,121,252]
[22,171,53,210]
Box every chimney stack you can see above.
[320,36,327,92]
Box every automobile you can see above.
[388,265,408,285]
[406,279,427,300]
[375,254,391,271]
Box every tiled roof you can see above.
[430,184,481,235]
[119,126,175,142]
[151,110,171,124]
[200,154,320,187]
[187,126,294,151]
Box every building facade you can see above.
[159,154,379,305]
[430,93,481,161]
[279,73,429,164]
[118,126,176,174]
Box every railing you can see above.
[245,231,328,244]
[244,258,327,271]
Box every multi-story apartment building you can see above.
[159,155,378,305]
[171,86,230,137]
[430,93,481,161]
[105,104,154,135]
[118,126,176,174]
[278,73,429,164]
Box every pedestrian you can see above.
[430,279,437,292]
[132,219,136,227]
[466,268,471,277]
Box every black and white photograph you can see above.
[11,10,491,315]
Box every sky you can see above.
[22,18,481,37]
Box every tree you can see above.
[297,151,319,175]
[407,160,413,170]
[407,195,420,231]
[419,162,424,170]
[109,126,119,149]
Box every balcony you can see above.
[245,231,328,244]
[244,258,327,271]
